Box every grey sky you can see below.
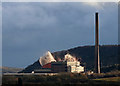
[2,2,118,68]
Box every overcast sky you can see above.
[2,2,118,68]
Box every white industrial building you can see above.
[33,51,84,73]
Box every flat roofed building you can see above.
[51,61,84,73]
[67,61,84,73]
[68,66,84,73]
[33,68,51,73]
[67,61,80,66]
[51,62,67,73]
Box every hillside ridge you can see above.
[20,45,119,73]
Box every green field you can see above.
[2,72,120,86]
[93,77,120,82]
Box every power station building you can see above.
[51,60,84,73]
[32,12,101,74]
[32,51,84,73]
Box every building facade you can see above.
[33,52,84,73]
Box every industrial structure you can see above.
[32,51,84,73]
[94,12,100,73]
[32,12,100,74]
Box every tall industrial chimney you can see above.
[94,12,100,73]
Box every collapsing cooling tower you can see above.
[39,51,56,66]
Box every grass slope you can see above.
[1,67,23,73]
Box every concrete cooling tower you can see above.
[39,51,56,66]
